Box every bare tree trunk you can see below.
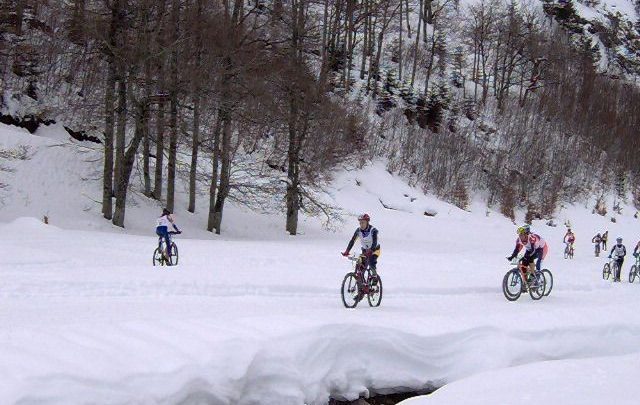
[102,61,116,219]
[207,113,222,232]
[113,103,146,227]
[360,0,369,80]
[166,0,179,212]
[188,0,204,213]
[411,0,423,87]
[212,113,231,234]
[398,0,403,81]
[153,101,165,199]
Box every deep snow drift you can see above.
[2,123,640,404]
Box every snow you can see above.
[400,353,640,405]
[2,123,640,404]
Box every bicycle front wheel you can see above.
[542,269,553,296]
[170,242,179,265]
[365,270,382,307]
[503,269,522,301]
[528,272,546,301]
[630,266,638,284]
[341,273,360,308]
[602,263,611,280]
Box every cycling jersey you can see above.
[157,214,174,228]
[346,225,380,253]
[610,244,626,258]
[564,233,575,244]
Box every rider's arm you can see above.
[508,244,520,260]
[371,227,378,250]
[172,223,180,232]
[345,229,358,253]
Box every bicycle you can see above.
[564,243,574,259]
[594,243,600,257]
[602,256,621,282]
[341,254,382,308]
[153,231,180,266]
[502,259,546,301]
[629,255,640,284]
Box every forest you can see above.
[2,0,640,232]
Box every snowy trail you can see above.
[3,217,640,404]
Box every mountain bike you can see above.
[602,256,620,282]
[629,255,640,284]
[341,254,382,308]
[594,243,600,257]
[564,243,574,259]
[502,259,546,301]
[153,231,180,266]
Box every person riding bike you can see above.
[602,231,609,251]
[592,233,602,246]
[633,241,640,258]
[564,228,576,253]
[342,214,380,282]
[608,237,626,282]
[507,224,548,282]
[156,208,181,260]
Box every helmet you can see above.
[358,213,371,222]
[517,224,530,235]
[162,208,171,216]
[567,228,572,232]
[617,237,623,243]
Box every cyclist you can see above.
[342,213,380,281]
[602,231,609,251]
[507,225,548,284]
[156,208,181,260]
[634,240,640,258]
[608,237,626,282]
[592,233,602,255]
[563,228,576,255]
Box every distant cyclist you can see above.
[592,233,602,255]
[342,213,380,281]
[507,224,548,277]
[608,237,626,282]
[156,208,181,260]
[564,228,575,251]
[602,231,609,251]
[634,241,640,258]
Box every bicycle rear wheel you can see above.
[153,247,164,266]
[528,272,545,300]
[341,273,360,308]
[602,263,611,280]
[503,269,522,301]
[629,266,637,283]
[542,269,553,296]
[365,270,382,307]
[564,246,569,259]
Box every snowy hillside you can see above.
[3,124,640,404]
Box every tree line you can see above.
[2,0,640,230]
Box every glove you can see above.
[341,251,350,257]
[506,256,513,262]
[608,256,611,259]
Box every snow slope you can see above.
[2,124,640,404]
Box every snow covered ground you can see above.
[2,124,640,404]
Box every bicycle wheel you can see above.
[595,246,600,257]
[153,247,164,266]
[170,243,179,265]
[341,273,360,308]
[528,272,546,300]
[503,269,522,301]
[602,263,611,280]
[366,271,382,307]
[542,269,553,296]
[564,246,569,259]
[629,265,637,283]
[613,264,620,282]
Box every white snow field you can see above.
[2,123,640,404]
